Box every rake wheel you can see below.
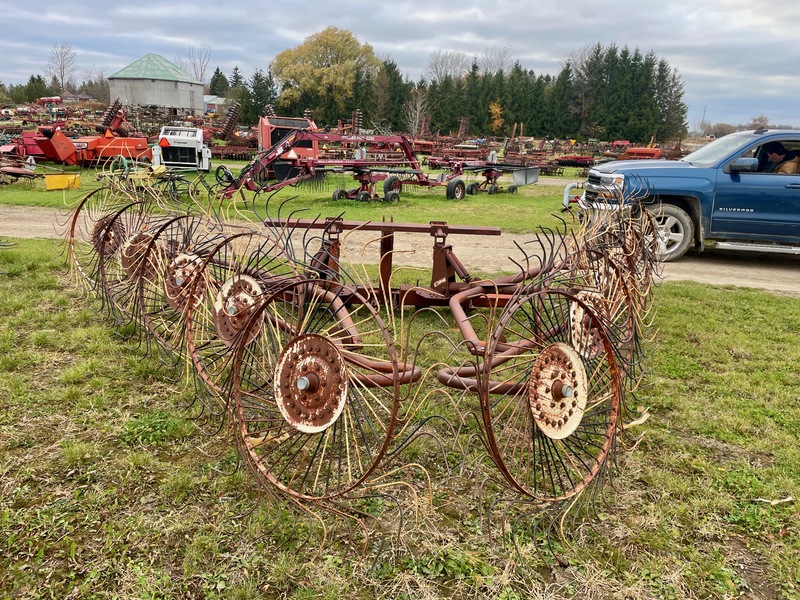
[66,187,136,289]
[183,229,296,399]
[137,216,226,357]
[479,287,622,502]
[232,279,403,500]
[96,203,162,326]
[569,248,641,375]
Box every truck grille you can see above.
[587,172,603,186]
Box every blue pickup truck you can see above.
[572,128,800,261]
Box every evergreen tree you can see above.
[348,65,374,127]
[228,66,244,89]
[593,45,622,138]
[77,76,110,103]
[571,43,606,137]
[428,75,462,136]
[462,62,483,134]
[209,67,230,96]
[662,68,689,139]
[546,64,579,138]
[370,60,411,132]
[503,63,529,133]
[22,75,48,102]
[624,49,660,141]
[241,68,277,125]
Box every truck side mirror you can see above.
[726,157,759,173]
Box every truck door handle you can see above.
[785,183,800,189]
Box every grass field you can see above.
[0,235,798,599]
[0,161,575,233]
[0,169,798,599]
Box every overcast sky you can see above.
[2,0,799,131]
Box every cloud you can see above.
[2,0,799,128]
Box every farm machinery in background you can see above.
[152,126,212,172]
[219,119,540,201]
[18,98,212,171]
[32,99,152,166]
[0,131,46,161]
[34,128,151,166]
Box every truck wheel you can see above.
[446,178,466,200]
[651,204,693,261]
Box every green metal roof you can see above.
[108,54,202,84]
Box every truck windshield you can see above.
[681,134,755,167]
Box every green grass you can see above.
[0,238,798,598]
[0,161,578,233]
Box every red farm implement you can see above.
[218,128,540,201]
[60,142,658,558]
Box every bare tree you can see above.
[44,42,77,93]
[423,50,470,83]
[403,86,430,137]
[747,114,770,130]
[479,46,512,74]
[178,44,212,83]
[708,122,736,138]
[79,67,110,103]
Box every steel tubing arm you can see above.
[342,351,423,388]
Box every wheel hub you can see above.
[529,342,588,439]
[274,333,348,434]
[120,231,159,280]
[213,274,263,346]
[569,292,606,358]
[655,220,673,252]
[164,253,205,310]
[90,214,126,258]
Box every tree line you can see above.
[210,27,688,141]
[1,31,689,142]
[208,31,689,142]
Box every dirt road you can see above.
[2,204,798,296]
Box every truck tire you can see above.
[651,203,694,261]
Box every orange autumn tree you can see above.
[488,100,504,134]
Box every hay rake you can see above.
[63,170,657,558]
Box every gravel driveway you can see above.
[2,204,798,296]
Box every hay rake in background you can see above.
[63,169,657,558]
